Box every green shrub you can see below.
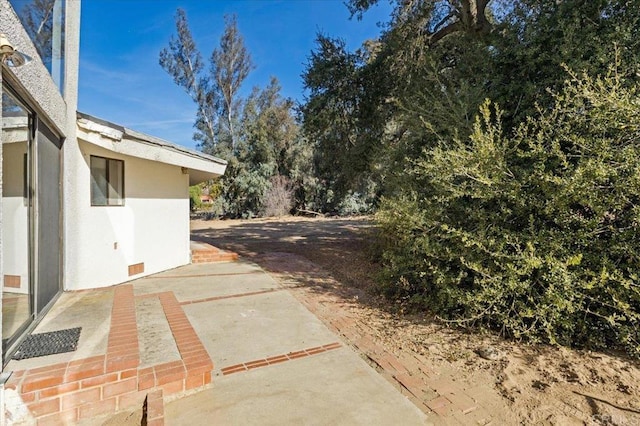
[376,70,640,355]
[189,185,202,211]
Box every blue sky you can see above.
[78,0,391,150]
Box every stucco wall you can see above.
[61,0,82,292]
[65,141,190,290]
[1,142,29,294]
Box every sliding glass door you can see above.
[35,117,63,315]
[2,85,63,363]
[1,89,34,357]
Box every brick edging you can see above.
[178,288,284,306]
[142,389,164,426]
[6,285,213,424]
[220,342,342,376]
[106,285,140,372]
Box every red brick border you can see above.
[6,285,213,424]
[152,271,262,279]
[106,285,140,372]
[191,246,238,263]
[178,288,284,306]
[157,292,214,390]
[143,389,164,426]
[220,342,342,376]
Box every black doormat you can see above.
[12,327,82,360]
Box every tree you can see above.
[348,0,492,45]
[161,10,311,218]
[213,14,254,150]
[160,10,253,157]
[489,0,640,126]
[159,9,217,149]
[222,77,306,217]
[301,34,387,212]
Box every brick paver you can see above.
[6,284,215,424]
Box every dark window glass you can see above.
[90,156,124,206]
[9,0,66,93]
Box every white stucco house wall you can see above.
[0,0,226,372]
[71,113,226,289]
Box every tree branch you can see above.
[432,11,457,34]
[429,20,463,45]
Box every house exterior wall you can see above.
[1,0,79,413]
[1,142,28,294]
[61,0,82,292]
[66,141,190,290]
[2,0,81,293]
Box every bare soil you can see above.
[191,216,640,425]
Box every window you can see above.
[90,156,124,206]
[9,0,66,93]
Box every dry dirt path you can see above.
[191,216,640,425]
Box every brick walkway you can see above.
[258,252,497,426]
[5,284,213,425]
[5,248,497,425]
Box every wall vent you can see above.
[4,275,21,288]
[128,263,144,276]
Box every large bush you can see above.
[376,70,640,355]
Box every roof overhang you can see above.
[76,112,227,185]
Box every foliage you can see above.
[301,34,389,212]
[188,184,202,211]
[219,78,308,217]
[376,71,640,355]
[164,2,640,354]
[213,14,254,150]
[347,0,492,45]
[262,175,294,217]
[489,0,640,127]
[161,11,313,218]
[160,10,253,156]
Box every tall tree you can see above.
[301,34,388,212]
[223,77,306,217]
[159,9,217,149]
[213,14,254,150]
[159,10,252,156]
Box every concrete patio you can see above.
[3,259,429,425]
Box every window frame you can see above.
[90,155,125,207]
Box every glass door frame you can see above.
[1,83,36,363]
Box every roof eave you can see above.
[76,112,227,184]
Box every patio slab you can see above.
[5,288,113,371]
[135,297,181,368]
[183,290,337,368]
[165,347,429,425]
[132,262,276,302]
[3,259,431,425]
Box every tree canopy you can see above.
[301,0,640,354]
[160,10,310,218]
[161,0,640,354]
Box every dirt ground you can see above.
[191,216,640,425]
